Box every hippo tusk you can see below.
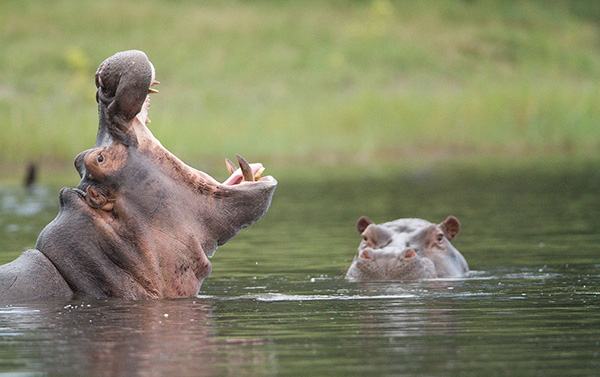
[149,80,160,94]
[237,155,255,182]
[225,158,237,176]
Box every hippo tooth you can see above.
[225,158,237,175]
[254,167,265,181]
[237,155,255,182]
[148,79,159,94]
[221,161,265,185]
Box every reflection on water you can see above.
[0,163,599,376]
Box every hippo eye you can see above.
[97,154,104,163]
[436,234,444,242]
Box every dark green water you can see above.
[0,162,598,376]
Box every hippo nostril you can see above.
[405,249,416,258]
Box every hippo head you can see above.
[36,50,277,299]
[345,215,468,281]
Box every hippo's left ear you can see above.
[357,216,374,234]
[440,216,460,240]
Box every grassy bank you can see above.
[1,0,600,172]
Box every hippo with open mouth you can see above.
[0,50,277,301]
[345,216,468,281]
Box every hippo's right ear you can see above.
[357,216,374,234]
[440,216,461,240]
[74,149,91,178]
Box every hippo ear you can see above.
[74,149,91,178]
[357,216,374,234]
[440,216,460,240]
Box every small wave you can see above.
[0,307,41,314]
[254,293,418,302]
[197,292,417,302]
[501,272,562,280]
[459,270,562,281]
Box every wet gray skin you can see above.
[345,216,468,281]
[345,246,437,281]
[0,50,277,301]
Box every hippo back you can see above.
[0,249,72,302]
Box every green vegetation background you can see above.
[1,0,599,177]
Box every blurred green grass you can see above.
[1,0,599,174]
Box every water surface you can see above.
[0,162,598,376]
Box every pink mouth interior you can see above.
[223,163,264,185]
[134,80,270,189]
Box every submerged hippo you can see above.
[345,216,468,281]
[0,50,277,301]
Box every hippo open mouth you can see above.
[128,75,274,190]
